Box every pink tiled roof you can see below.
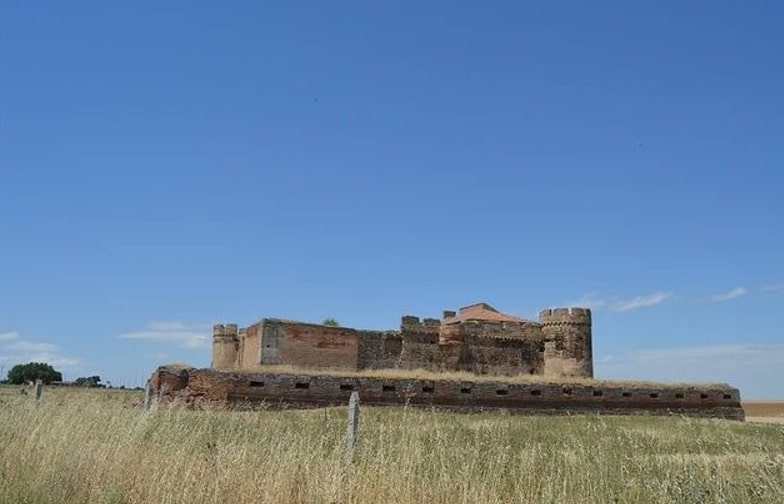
[444,302,528,324]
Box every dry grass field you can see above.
[0,385,782,503]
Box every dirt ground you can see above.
[743,401,784,423]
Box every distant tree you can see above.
[322,318,340,327]
[6,362,63,385]
[74,376,102,388]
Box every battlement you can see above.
[400,315,441,335]
[213,323,239,339]
[538,307,591,325]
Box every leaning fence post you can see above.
[143,379,153,410]
[346,391,360,451]
[34,379,43,404]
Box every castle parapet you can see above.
[539,307,591,326]
[400,315,440,339]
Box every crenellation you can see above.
[211,302,595,378]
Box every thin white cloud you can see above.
[0,331,20,342]
[760,284,783,293]
[610,291,674,312]
[598,343,784,398]
[570,291,674,312]
[117,321,210,349]
[0,331,82,374]
[709,287,748,303]
[6,340,58,353]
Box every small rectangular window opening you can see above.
[295,382,310,389]
[460,387,472,394]
[340,384,354,391]
[422,385,434,393]
[382,385,395,392]
[723,394,732,399]
[622,392,632,398]
[496,389,509,396]
[675,393,684,399]
[649,393,659,399]
[700,393,709,399]
[249,381,264,388]
[593,390,603,397]
[531,390,541,396]
[562,388,572,396]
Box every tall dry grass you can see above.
[0,386,782,503]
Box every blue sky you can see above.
[1,2,782,397]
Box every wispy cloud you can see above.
[598,343,784,398]
[570,291,674,312]
[117,321,210,349]
[708,287,748,303]
[611,291,674,312]
[0,332,82,372]
[0,331,20,342]
[760,284,783,294]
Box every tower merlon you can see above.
[539,307,591,325]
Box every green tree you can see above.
[74,375,102,388]
[6,362,63,384]
[322,318,340,327]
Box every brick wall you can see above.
[270,320,359,369]
[153,367,745,421]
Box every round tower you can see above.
[538,308,593,378]
[211,323,239,369]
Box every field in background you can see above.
[1,386,782,504]
[744,401,784,424]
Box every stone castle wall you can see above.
[260,320,360,369]
[211,306,593,379]
[357,331,402,370]
[151,367,745,421]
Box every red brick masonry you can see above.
[150,366,745,421]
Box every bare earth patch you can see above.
[744,401,784,424]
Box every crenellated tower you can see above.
[211,323,239,369]
[539,307,593,378]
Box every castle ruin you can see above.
[212,302,593,379]
[150,301,744,420]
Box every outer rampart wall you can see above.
[152,367,744,421]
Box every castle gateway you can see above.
[212,302,593,379]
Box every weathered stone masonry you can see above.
[212,302,593,379]
[151,367,745,421]
[156,300,745,420]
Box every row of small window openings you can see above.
[576,389,729,400]
[251,381,731,400]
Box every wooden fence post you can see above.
[346,391,360,451]
[34,379,43,404]
[143,379,153,410]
